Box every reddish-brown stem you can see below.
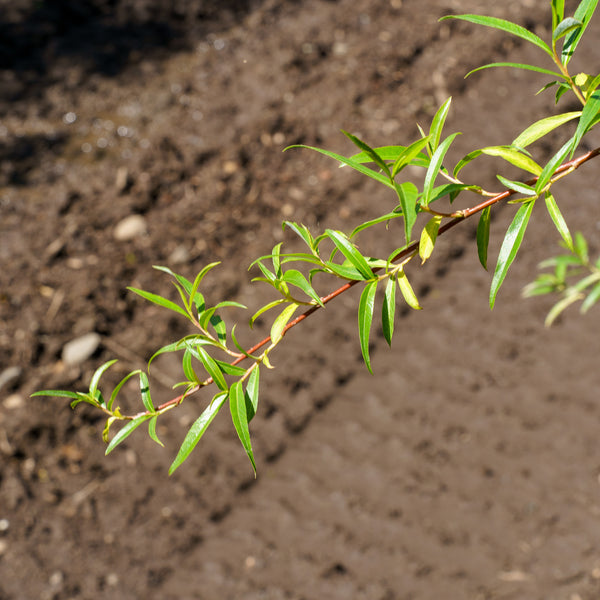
[152,146,600,414]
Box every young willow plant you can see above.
[34,0,600,474]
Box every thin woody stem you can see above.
[149,146,600,415]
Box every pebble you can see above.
[113,215,147,241]
[3,394,23,410]
[61,333,101,366]
[0,366,21,392]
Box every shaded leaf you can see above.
[358,280,378,374]
[229,381,256,473]
[476,206,492,270]
[382,275,396,346]
[553,17,583,41]
[544,193,573,251]
[396,181,419,244]
[148,416,164,447]
[562,0,599,65]
[342,131,391,176]
[571,90,600,157]
[195,346,228,391]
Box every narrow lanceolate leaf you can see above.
[382,275,397,346]
[397,268,421,310]
[229,381,256,474]
[270,302,300,345]
[249,298,286,327]
[342,131,391,176]
[465,62,563,80]
[88,359,117,400]
[545,293,583,326]
[196,346,228,391]
[148,416,164,447]
[127,287,191,320]
[395,181,419,244]
[490,200,536,309]
[571,90,600,157]
[562,0,599,65]
[439,14,553,59]
[535,138,573,193]
[422,133,460,207]
[477,206,491,270]
[391,137,431,179]
[544,193,573,251]
[109,369,141,411]
[326,229,375,280]
[282,269,324,306]
[31,389,84,400]
[581,281,600,313]
[246,366,260,422]
[139,371,154,412]
[285,145,394,189]
[419,216,443,264]
[512,112,581,148]
[552,0,565,30]
[553,17,583,42]
[496,175,537,197]
[106,415,152,455]
[169,392,228,474]
[358,280,378,374]
[429,97,452,154]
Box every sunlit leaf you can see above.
[535,138,573,193]
[422,133,460,207]
[395,181,419,244]
[512,111,581,148]
[397,268,421,310]
[139,371,154,412]
[581,281,600,313]
[553,17,583,41]
[571,90,600,157]
[429,98,452,154]
[270,302,300,345]
[246,366,260,421]
[419,215,443,263]
[249,298,286,327]
[544,193,573,251]
[358,280,378,374]
[168,392,228,474]
[496,175,537,196]
[108,369,142,411]
[342,131,391,176]
[490,200,536,309]
[148,416,164,447]
[105,415,152,455]
[195,346,228,391]
[391,137,431,179]
[127,287,191,320]
[326,229,375,280]
[281,269,324,306]
[440,14,553,58]
[562,0,599,65]
[88,359,117,400]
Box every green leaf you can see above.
[535,138,573,193]
[358,280,378,374]
[127,287,191,320]
[422,133,460,207]
[512,111,581,148]
[246,366,260,421]
[286,145,394,189]
[382,275,396,346]
[342,131,391,176]
[148,416,164,447]
[490,200,536,309]
[195,346,228,391]
[397,268,421,310]
[249,298,286,327]
[214,359,246,377]
[574,231,589,263]
[552,0,565,30]
[326,229,375,280]
[456,146,541,177]
[324,261,366,281]
[440,14,553,58]
[395,181,419,244]
[571,90,600,157]
[31,389,84,400]
[581,281,600,313]
[419,215,443,263]
[209,314,227,345]
[546,192,575,252]
[229,381,256,473]
[545,292,583,326]
[182,349,199,384]
[465,62,563,80]
[281,269,324,306]
[271,242,283,278]
[562,0,599,65]
[270,302,300,345]
[169,392,228,474]
[109,369,142,411]
[139,371,154,412]
[429,98,452,154]
[350,211,403,238]
[89,359,117,400]
[283,221,315,251]
[496,175,537,196]
[390,137,431,179]
[106,415,152,455]
[477,207,491,270]
[553,17,583,41]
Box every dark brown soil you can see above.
[2,1,600,598]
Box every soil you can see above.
[1,0,600,599]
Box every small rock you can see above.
[62,333,101,366]
[115,166,130,192]
[0,367,21,392]
[3,394,23,410]
[114,215,147,241]
[168,245,190,264]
